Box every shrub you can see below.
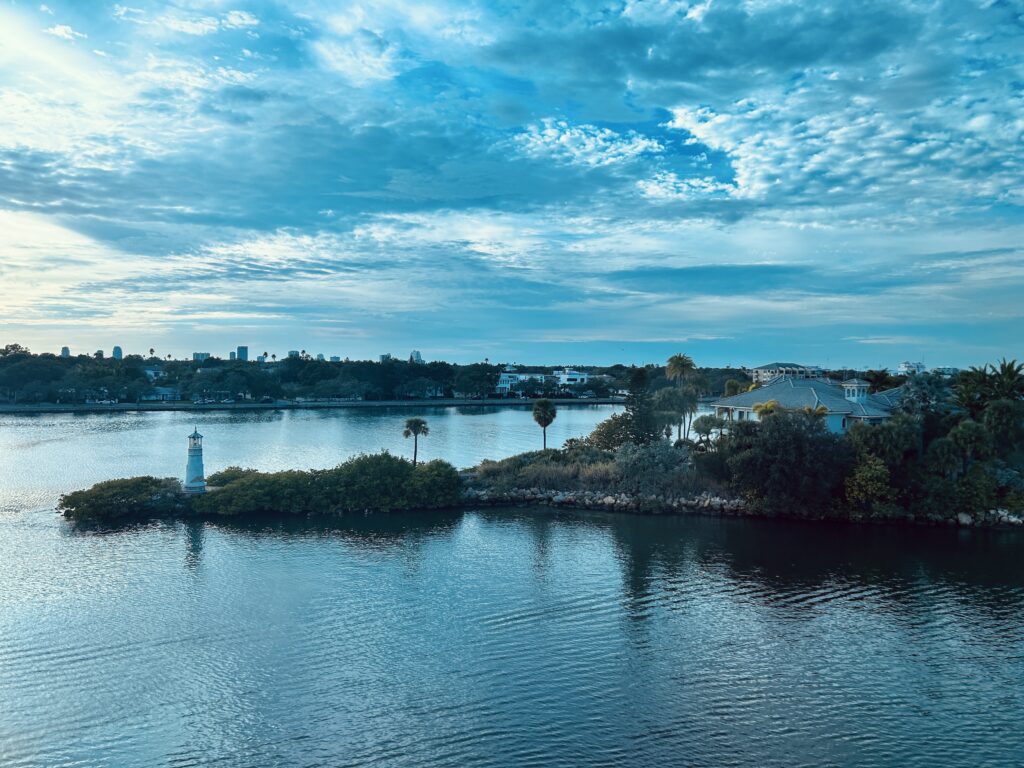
[207,466,259,486]
[58,476,183,521]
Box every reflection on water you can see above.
[1,508,1022,767]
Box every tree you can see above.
[622,368,661,445]
[402,417,429,466]
[666,353,696,384]
[653,386,697,441]
[900,371,951,416]
[691,414,725,451]
[148,348,155,358]
[949,419,990,473]
[982,399,1024,456]
[727,412,855,517]
[532,399,557,449]
[724,378,743,397]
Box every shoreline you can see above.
[461,487,1024,531]
[0,397,624,416]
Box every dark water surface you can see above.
[2,508,1023,767]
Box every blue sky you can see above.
[0,0,1022,368]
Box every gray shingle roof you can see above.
[753,362,819,370]
[711,377,900,418]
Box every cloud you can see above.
[512,119,663,168]
[43,24,86,40]
[1,0,1022,365]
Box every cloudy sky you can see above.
[1,0,1022,367]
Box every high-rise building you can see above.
[193,352,211,362]
[329,356,341,363]
[112,346,123,360]
[316,353,325,361]
[60,346,70,358]
[409,350,424,364]
[288,350,300,359]
[379,353,393,364]
[229,351,236,361]
[236,345,249,362]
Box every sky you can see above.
[0,0,1022,368]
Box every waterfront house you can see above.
[711,376,902,434]
[750,362,823,384]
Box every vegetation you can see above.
[403,418,429,466]
[472,355,1024,524]
[532,399,557,449]
[59,453,463,522]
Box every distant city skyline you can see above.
[1,2,1021,368]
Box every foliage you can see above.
[532,399,557,449]
[846,454,892,509]
[58,477,183,521]
[403,417,430,466]
[899,372,952,416]
[727,412,855,517]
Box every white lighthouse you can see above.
[184,428,206,494]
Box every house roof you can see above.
[753,362,820,370]
[711,377,901,418]
[842,378,871,386]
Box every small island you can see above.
[58,356,1024,531]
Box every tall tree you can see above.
[666,353,696,385]
[532,399,557,449]
[402,417,429,467]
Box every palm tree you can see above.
[402,417,429,466]
[149,347,155,358]
[666,353,696,385]
[532,399,557,449]
[802,405,829,419]
[988,358,1024,401]
[271,353,277,362]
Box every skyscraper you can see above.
[112,346,123,360]
[60,346,70,358]
[236,345,249,362]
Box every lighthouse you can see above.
[184,428,207,494]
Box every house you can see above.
[898,361,927,376]
[495,369,547,395]
[141,386,182,402]
[750,362,823,384]
[552,369,590,387]
[711,376,902,434]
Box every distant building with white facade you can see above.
[288,350,300,359]
[496,369,547,395]
[316,353,325,361]
[898,361,927,376]
[193,352,211,362]
[751,363,823,384]
[111,346,123,361]
[184,429,206,494]
[553,369,590,387]
[60,346,70,358]
[409,350,424,364]
[932,366,960,376]
[379,354,393,363]
[712,376,902,434]
[236,346,248,362]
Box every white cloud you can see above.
[314,31,407,85]
[159,16,220,36]
[636,170,735,200]
[222,11,260,29]
[43,24,86,40]
[514,119,663,167]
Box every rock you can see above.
[956,512,973,526]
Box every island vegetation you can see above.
[59,453,463,522]
[56,354,1024,529]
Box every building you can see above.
[409,350,424,364]
[496,369,547,395]
[193,352,211,362]
[329,356,341,363]
[932,366,960,377]
[288,350,300,359]
[898,361,927,376]
[141,386,181,402]
[750,362,823,384]
[236,345,248,362]
[60,346,70,358]
[184,428,206,494]
[711,376,902,434]
[379,353,393,363]
[111,346,123,361]
[229,351,236,361]
[553,369,590,387]
[316,353,325,361]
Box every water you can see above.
[0,405,619,514]
[2,411,1024,767]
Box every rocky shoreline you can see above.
[461,486,1024,530]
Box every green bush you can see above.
[58,476,183,521]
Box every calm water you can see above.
[2,411,1023,767]
[0,405,619,514]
